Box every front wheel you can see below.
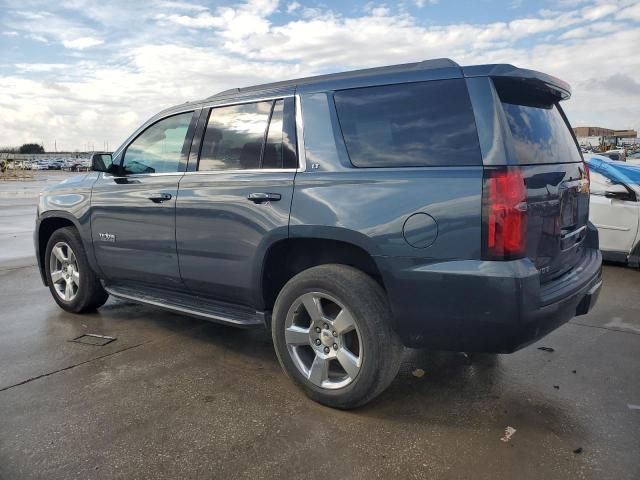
[272,264,403,409]
[45,227,109,313]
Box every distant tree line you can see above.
[0,143,45,154]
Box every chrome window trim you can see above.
[295,94,306,172]
[101,171,186,179]
[199,94,293,111]
[181,168,297,176]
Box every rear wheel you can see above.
[45,227,108,313]
[272,264,403,409]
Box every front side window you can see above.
[199,102,272,171]
[123,112,193,174]
[333,79,481,167]
[589,170,615,196]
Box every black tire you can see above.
[272,264,403,409]
[44,226,109,313]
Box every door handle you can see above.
[248,192,281,204]
[148,192,173,203]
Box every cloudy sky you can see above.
[1,0,639,151]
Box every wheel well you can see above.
[261,238,384,311]
[38,217,75,281]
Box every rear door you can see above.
[91,111,196,288]
[176,97,297,307]
[493,79,590,282]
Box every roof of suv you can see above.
[206,58,461,101]
[159,58,571,118]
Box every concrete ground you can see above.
[0,172,639,480]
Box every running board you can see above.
[104,284,266,328]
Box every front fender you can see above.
[35,210,102,286]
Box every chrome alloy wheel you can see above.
[49,241,80,302]
[284,292,363,389]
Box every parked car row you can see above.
[581,144,640,164]
[19,158,91,171]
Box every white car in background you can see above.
[598,149,627,162]
[31,161,48,170]
[586,154,640,267]
[627,151,640,165]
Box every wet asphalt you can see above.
[0,172,639,480]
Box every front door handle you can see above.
[148,192,173,203]
[248,192,281,204]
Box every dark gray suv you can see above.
[35,59,602,408]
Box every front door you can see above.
[91,111,196,288]
[176,97,298,307]
[589,170,640,253]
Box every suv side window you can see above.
[123,112,193,174]
[199,101,272,171]
[198,98,298,171]
[333,79,481,168]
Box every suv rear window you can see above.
[495,79,582,165]
[333,79,481,167]
[501,103,582,165]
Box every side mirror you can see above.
[604,183,635,202]
[91,153,114,173]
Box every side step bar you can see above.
[104,284,266,328]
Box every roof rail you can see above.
[204,58,460,101]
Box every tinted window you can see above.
[333,79,481,167]
[123,112,192,174]
[263,100,284,169]
[501,103,582,165]
[199,102,271,171]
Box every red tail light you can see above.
[583,161,590,192]
[482,168,528,260]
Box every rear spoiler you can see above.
[462,64,571,101]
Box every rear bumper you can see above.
[377,247,602,353]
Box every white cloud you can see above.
[0,0,638,149]
[559,20,619,39]
[287,1,301,13]
[157,1,210,11]
[157,0,280,39]
[62,36,104,49]
[616,2,640,21]
[415,0,439,6]
[155,12,225,28]
[14,63,69,72]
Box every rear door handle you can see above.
[148,192,173,203]
[248,192,281,204]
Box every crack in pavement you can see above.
[0,263,38,273]
[569,320,640,337]
[0,342,148,393]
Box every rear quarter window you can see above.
[333,79,481,167]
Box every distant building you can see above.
[573,127,638,149]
